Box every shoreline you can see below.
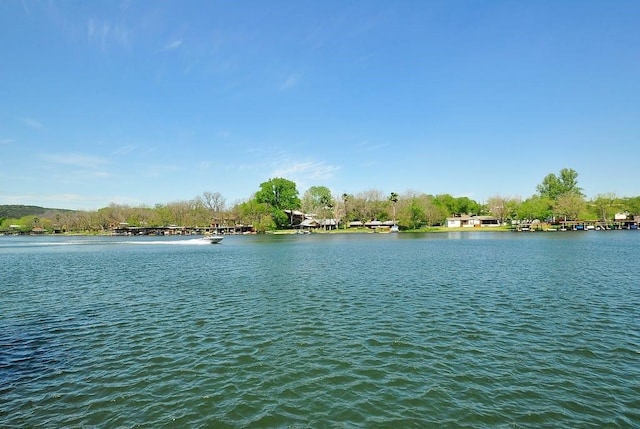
[5,224,638,237]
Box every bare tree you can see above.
[358,189,387,221]
[198,191,226,227]
[486,195,522,224]
[201,191,226,213]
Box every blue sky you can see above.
[1,1,639,210]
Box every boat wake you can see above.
[0,237,219,248]
[121,238,214,246]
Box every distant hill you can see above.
[0,205,74,219]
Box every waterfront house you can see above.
[284,210,306,227]
[298,218,320,231]
[318,218,338,229]
[615,212,630,221]
[296,218,338,231]
[447,215,500,228]
[365,220,383,229]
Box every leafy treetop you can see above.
[255,177,301,210]
[536,168,583,200]
[254,177,301,229]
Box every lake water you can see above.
[1,232,639,428]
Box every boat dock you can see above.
[515,219,639,231]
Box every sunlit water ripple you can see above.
[1,232,639,427]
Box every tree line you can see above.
[2,168,640,233]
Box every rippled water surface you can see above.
[1,232,639,427]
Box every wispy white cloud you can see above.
[268,158,341,196]
[358,141,389,151]
[87,18,131,52]
[120,0,132,12]
[39,153,112,184]
[361,160,380,167]
[40,153,109,169]
[231,161,266,172]
[20,0,31,17]
[280,73,302,90]
[139,164,181,178]
[87,18,95,38]
[104,194,150,207]
[0,192,88,206]
[0,191,138,210]
[272,159,340,182]
[0,139,13,145]
[162,38,183,51]
[20,117,44,129]
[113,145,136,155]
[76,171,111,180]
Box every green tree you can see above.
[536,168,583,200]
[255,177,301,229]
[302,186,333,214]
[621,196,640,215]
[237,199,275,232]
[348,189,387,222]
[97,204,126,227]
[592,193,618,221]
[554,192,586,221]
[455,196,480,215]
[1,217,24,232]
[517,195,553,221]
[397,193,422,229]
[434,194,456,215]
[433,194,480,216]
[422,195,447,226]
[359,189,388,221]
[396,192,446,229]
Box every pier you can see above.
[110,224,255,236]
[515,219,639,231]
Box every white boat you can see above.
[202,235,224,244]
